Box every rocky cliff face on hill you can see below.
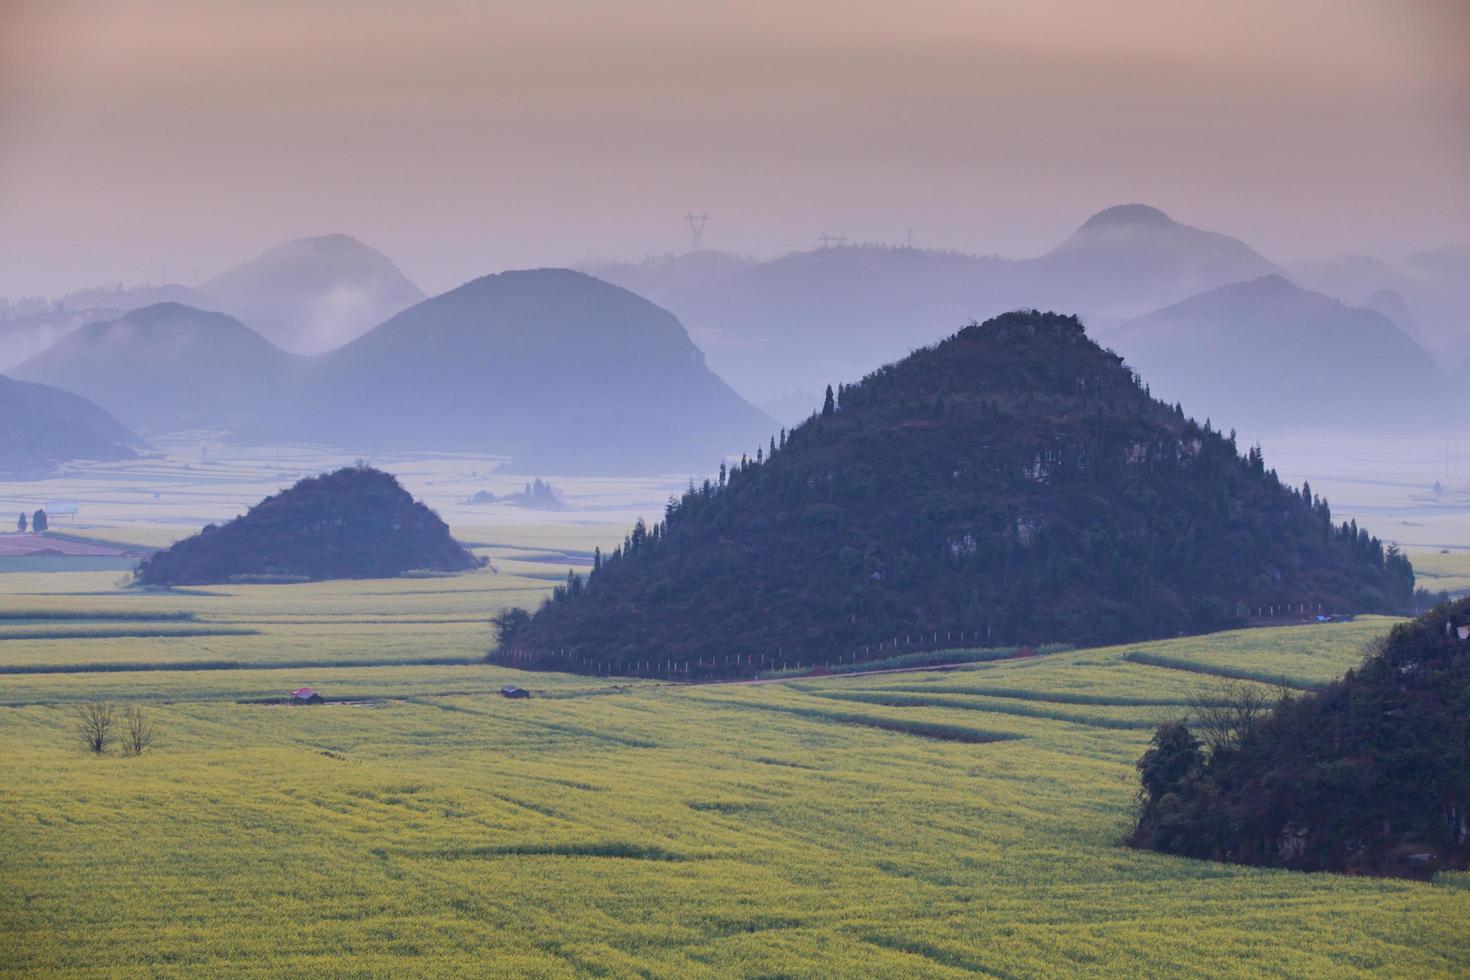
[490,310,1414,677]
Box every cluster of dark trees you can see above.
[1131,597,1470,878]
[490,311,1415,677]
[135,465,479,586]
[464,478,564,510]
[16,509,47,532]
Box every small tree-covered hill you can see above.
[490,311,1415,677]
[135,466,477,585]
[1131,597,1470,878]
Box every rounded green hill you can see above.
[135,466,477,586]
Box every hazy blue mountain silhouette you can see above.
[1363,288,1423,342]
[1290,248,1470,366]
[61,282,210,315]
[201,234,425,354]
[591,204,1284,405]
[1015,204,1281,317]
[1108,275,1448,433]
[14,303,300,435]
[0,308,125,372]
[0,374,142,477]
[273,269,774,473]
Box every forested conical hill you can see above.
[1131,597,1470,878]
[490,311,1414,677]
[135,466,478,585]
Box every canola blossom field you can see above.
[2,449,1468,976]
[4,572,1469,976]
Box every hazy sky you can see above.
[2,0,1467,298]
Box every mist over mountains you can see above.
[5,203,1462,478]
[589,204,1288,410]
[587,205,1461,437]
[13,271,773,475]
[14,303,302,435]
[1288,246,1470,367]
[200,234,426,354]
[0,234,425,370]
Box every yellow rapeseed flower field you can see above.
[2,558,1467,976]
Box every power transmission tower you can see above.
[685,213,709,251]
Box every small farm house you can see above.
[500,685,530,699]
[290,687,324,704]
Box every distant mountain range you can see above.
[16,272,774,474]
[590,245,1012,413]
[1103,275,1451,434]
[4,234,425,365]
[12,208,1459,471]
[491,311,1414,677]
[0,308,122,373]
[1014,203,1281,318]
[200,234,426,354]
[273,269,774,473]
[61,282,209,314]
[1289,245,1470,368]
[589,204,1286,408]
[14,303,302,435]
[0,374,142,478]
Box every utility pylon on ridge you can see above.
[685,213,709,251]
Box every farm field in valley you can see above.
[4,579,1469,975]
[2,444,1468,976]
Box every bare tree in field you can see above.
[75,701,116,754]
[119,705,156,756]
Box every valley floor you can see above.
[3,588,1468,976]
[1,443,1468,976]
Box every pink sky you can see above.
[2,0,1467,297]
